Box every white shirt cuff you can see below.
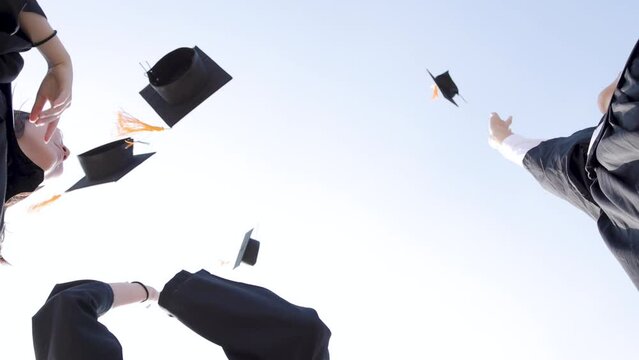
[492,134,543,167]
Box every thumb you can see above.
[506,116,513,126]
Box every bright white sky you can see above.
[2,1,639,359]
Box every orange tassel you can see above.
[29,194,61,212]
[431,84,439,100]
[117,111,165,135]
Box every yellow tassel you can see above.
[117,111,165,135]
[29,194,61,212]
[431,84,439,100]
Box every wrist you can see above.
[131,281,150,302]
[36,36,72,69]
[47,59,72,74]
[109,282,155,308]
[45,49,72,70]
[495,130,513,144]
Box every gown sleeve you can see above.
[32,280,123,360]
[0,0,45,35]
[159,269,332,360]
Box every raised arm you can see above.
[488,112,543,167]
[32,280,159,360]
[17,2,72,142]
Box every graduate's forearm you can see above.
[109,282,157,308]
[18,11,71,68]
[495,134,544,167]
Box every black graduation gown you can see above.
[31,280,123,360]
[31,270,331,360]
[523,38,639,289]
[159,269,331,360]
[0,1,46,83]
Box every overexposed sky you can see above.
[2,1,639,359]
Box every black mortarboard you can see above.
[67,138,155,192]
[234,228,260,269]
[139,46,232,127]
[427,69,465,107]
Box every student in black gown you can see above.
[0,0,73,262]
[489,38,639,290]
[32,269,331,360]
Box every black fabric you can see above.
[31,280,122,360]
[0,0,27,35]
[159,269,331,360]
[0,0,46,83]
[523,38,639,289]
[6,111,44,200]
[523,127,599,220]
[30,272,331,360]
[0,89,44,210]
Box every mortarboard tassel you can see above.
[117,111,165,136]
[431,84,439,100]
[28,194,61,212]
[124,139,150,149]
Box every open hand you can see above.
[29,62,73,143]
[489,112,513,145]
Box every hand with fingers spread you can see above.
[29,61,72,142]
[489,112,513,145]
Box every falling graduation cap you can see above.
[234,228,260,269]
[66,138,155,192]
[140,46,232,127]
[427,69,466,107]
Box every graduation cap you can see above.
[234,228,260,269]
[67,138,155,192]
[139,46,232,127]
[427,69,466,107]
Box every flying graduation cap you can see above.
[140,46,232,127]
[234,228,260,269]
[67,138,155,192]
[427,69,466,107]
